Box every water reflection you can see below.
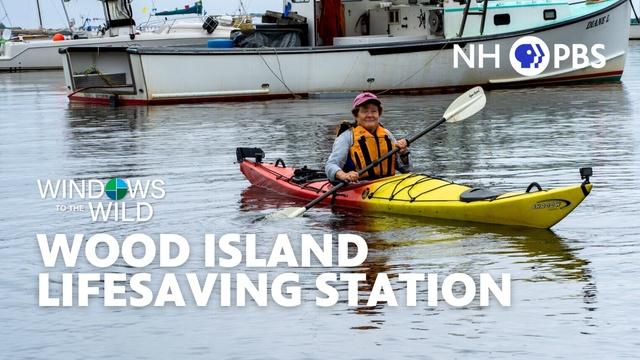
[239,184,595,314]
[65,104,150,132]
[64,104,151,180]
[333,208,593,278]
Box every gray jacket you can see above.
[325,128,412,181]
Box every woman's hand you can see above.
[396,138,409,154]
[336,170,359,183]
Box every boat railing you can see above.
[137,15,236,34]
[457,0,489,37]
[137,15,202,33]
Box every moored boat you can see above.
[237,148,593,229]
[0,0,234,71]
[61,0,631,105]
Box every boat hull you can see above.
[64,0,630,105]
[1,31,232,72]
[240,161,591,229]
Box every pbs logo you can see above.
[509,36,550,77]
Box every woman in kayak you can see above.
[325,92,411,183]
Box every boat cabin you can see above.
[268,0,573,47]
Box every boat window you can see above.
[543,9,557,21]
[389,10,400,24]
[494,14,510,26]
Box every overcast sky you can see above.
[0,0,283,29]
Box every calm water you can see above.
[1,43,640,359]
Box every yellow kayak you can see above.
[354,172,592,229]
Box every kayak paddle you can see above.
[267,86,487,219]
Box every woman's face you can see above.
[356,102,381,132]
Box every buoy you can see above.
[52,33,65,41]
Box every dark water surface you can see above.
[1,43,640,359]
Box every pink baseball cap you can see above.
[352,92,381,110]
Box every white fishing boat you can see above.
[0,0,234,71]
[61,0,631,105]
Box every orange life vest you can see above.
[349,125,396,179]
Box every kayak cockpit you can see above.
[459,188,503,202]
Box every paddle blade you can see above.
[443,86,486,123]
[265,207,307,220]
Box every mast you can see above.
[0,0,12,27]
[36,0,43,29]
[61,0,73,32]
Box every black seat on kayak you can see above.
[460,188,502,202]
[291,166,327,184]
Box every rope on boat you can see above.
[67,85,130,98]
[0,0,12,28]
[256,46,301,99]
[377,40,451,96]
[367,173,458,202]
